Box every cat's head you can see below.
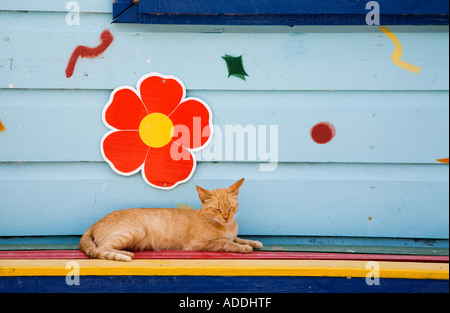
[196,178,245,225]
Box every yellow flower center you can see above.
[139,113,174,148]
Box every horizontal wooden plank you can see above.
[2,0,448,22]
[0,245,80,252]
[1,276,448,293]
[0,0,112,13]
[263,245,450,256]
[1,250,448,263]
[1,234,447,249]
[114,0,450,25]
[0,90,448,163]
[1,243,448,256]
[134,13,450,26]
[128,0,450,25]
[0,259,448,280]
[0,162,448,239]
[0,12,448,90]
[139,0,449,15]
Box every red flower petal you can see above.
[138,74,184,116]
[170,98,213,150]
[102,131,149,174]
[142,144,195,189]
[104,88,148,130]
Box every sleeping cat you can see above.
[79,178,263,261]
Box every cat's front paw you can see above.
[251,241,264,249]
[245,240,263,249]
[238,245,253,254]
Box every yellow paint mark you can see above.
[177,203,195,210]
[0,259,448,280]
[0,120,5,132]
[437,158,449,164]
[380,26,422,74]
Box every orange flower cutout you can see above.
[101,73,213,190]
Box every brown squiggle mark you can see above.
[65,29,114,78]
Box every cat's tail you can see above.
[79,226,133,262]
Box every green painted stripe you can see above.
[0,244,448,256]
[262,244,450,256]
[0,244,79,251]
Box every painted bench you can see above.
[1,247,448,293]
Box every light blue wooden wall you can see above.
[0,1,449,242]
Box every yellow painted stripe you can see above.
[380,26,422,74]
[0,259,448,280]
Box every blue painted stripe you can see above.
[137,14,449,26]
[139,0,449,15]
[0,276,448,293]
[113,0,449,25]
[112,0,139,23]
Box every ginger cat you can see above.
[79,178,263,261]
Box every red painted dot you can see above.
[311,122,336,144]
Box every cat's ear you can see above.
[196,186,212,203]
[227,178,245,197]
